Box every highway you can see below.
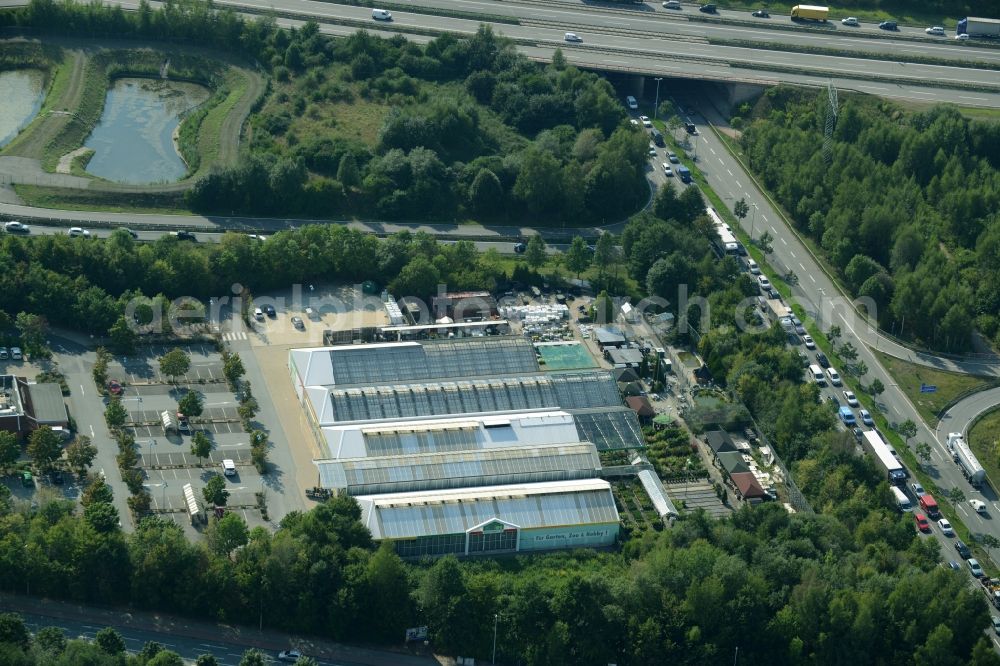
[676,93,1000,559]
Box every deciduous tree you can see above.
[203,474,230,507]
[27,427,62,471]
[158,348,191,382]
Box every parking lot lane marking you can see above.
[89,425,95,437]
[80,384,85,397]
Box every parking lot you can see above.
[127,405,243,437]
[106,343,225,386]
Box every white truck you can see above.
[957,17,1000,37]
[948,432,986,488]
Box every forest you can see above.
[3,196,1000,665]
[2,0,649,224]
[738,87,1000,352]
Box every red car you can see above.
[915,513,931,533]
[107,380,124,396]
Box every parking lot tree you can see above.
[158,348,191,383]
[109,316,138,355]
[178,390,204,418]
[15,312,48,358]
[191,431,212,460]
[82,476,114,507]
[95,628,126,655]
[65,435,98,473]
[203,473,230,506]
[92,347,112,390]
[238,396,260,425]
[121,467,143,494]
[524,234,547,271]
[105,399,128,429]
[223,352,246,387]
[566,237,591,279]
[207,511,249,558]
[84,500,120,533]
[27,426,62,471]
[0,431,18,472]
[127,491,151,516]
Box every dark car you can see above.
[879,20,897,30]
[955,539,971,559]
[816,352,830,368]
[852,427,863,441]
[798,351,810,367]
[170,230,196,241]
[119,228,138,239]
[699,3,717,12]
[514,242,526,254]
[766,287,781,299]
[263,304,277,318]
[751,9,769,17]
[107,380,124,396]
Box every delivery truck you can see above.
[948,432,987,488]
[957,17,1000,37]
[790,5,829,21]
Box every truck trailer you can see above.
[861,430,907,484]
[948,432,987,487]
[957,17,1000,37]
[790,5,829,21]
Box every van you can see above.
[650,128,665,147]
[826,367,842,386]
[890,486,911,512]
[838,406,856,426]
[663,0,681,8]
[809,364,825,385]
[222,459,237,477]
[919,494,940,518]
[372,8,392,20]
[626,95,638,110]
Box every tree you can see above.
[897,418,917,443]
[196,656,220,666]
[177,390,204,418]
[593,232,617,281]
[915,442,932,467]
[207,511,249,557]
[15,311,47,357]
[565,237,591,279]
[0,613,30,650]
[838,342,858,361]
[828,325,842,342]
[390,256,441,300]
[105,399,128,429]
[27,426,62,471]
[0,431,18,471]
[223,352,246,388]
[158,348,191,383]
[203,474,230,506]
[653,181,679,221]
[33,626,67,656]
[734,197,749,222]
[468,168,504,216]
[84,501,120,533]
[525,235,547,270]
[239,649,267,666]
[148,651,186,666]
[757,231,774,254]
[948,487,966,504]
[92,347,112,390]
[65,435,97,472]
[82,476,114,507]
[191,431,212,460]
[869,378,885,398]
[95,627,126,655]
[237,397,260,423]
[593,290,615,325]
[108,317,137,355]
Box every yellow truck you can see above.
[791,5,829,21]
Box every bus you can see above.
[861,430,907,484]
[707,208,740,257]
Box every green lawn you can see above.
[874,351,998,426]
[969,408,1000,496]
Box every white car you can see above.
[843,390,859,407]
[802,334,815,349]
[925,26,944,35]
[630,119,639,127]
[859,409,874,426]
[277,650,301,663]
[911,482,926,497]
[938,518,954,537]
[639,115,652,127]
[626,95,638,110]
[841,17,859,26]
[663,164,673,177]
[757,275,771,290]
[10,347,22,361]
[971,499,987,514]
[956,33,969,40]
[4,220,29,233]
[564,32,582,42]
[68,227,91,238]
[371,8,391,20]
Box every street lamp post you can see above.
[492,613,498,664]
[751,203,758,239]
[653,77,663,121]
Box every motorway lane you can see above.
[681,95,1000,557]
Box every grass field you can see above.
[874,351,998,426]
[969,407,1000,499]
[13,184,189,214]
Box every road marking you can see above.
[799,262,806,271]
[809,274,816,283]
[735,180,743,189]
[780,237,787,245]
[718,157,724,165]
[790,251,796,258]
[726,168,733,176]
[603,59,628,64]
[89,425,95,437]
[770,225,777,233]
[959,95,988,101]
[710,147,716,155]
[79,384,85,397]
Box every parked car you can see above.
[914,513,930,532]
[751,9,769,17]
[757,275,771,290]
[564,32,582,42]
[253,307,264,321]
[67,227,91,238]
[21,471,33,487]
[630,119,640,127]
[911,482,926,497]
[49,470,64,485]
[816,352,830,368]
[662,0,682,8]
[843,390,859,407]
[852,427,863,441]
[0,348,7,360]
[925,26,944,35]
[969,558,985,577]
[177,413,190,433]
[841,16,859,26]
[955,539,971,559]
[859,409,873,426]
[667,151,680,164]
[938,518,955,536]
[802,334,815,349]
[107,380,124,396]
[263,304,277,318]
[10,347,22,361]
[626,95,638,110]
[4,220,29,233]
[291,316,305,330]
[639,115,652,127]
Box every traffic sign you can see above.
[920,384,937,393]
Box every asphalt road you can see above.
[681,93,1000,559]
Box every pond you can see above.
[0,69,46,148]
[84,77,210,184]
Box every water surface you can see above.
[0,69,46,148]
[84,77,209,184]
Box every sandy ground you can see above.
[55,146,91,174]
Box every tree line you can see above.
[738,87,1000,352]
